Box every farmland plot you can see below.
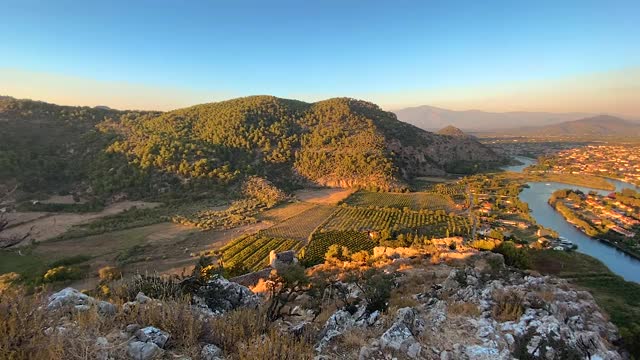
[259,205,336,242]
[343,191,453,211]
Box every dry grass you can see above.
[236,328,315,360]
[448,301,481,317]
[0,285,317,360]
[492,289,525,322]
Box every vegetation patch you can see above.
[301,231,375,265]
[343,190,453,211]
[260,205,336,242]
[221,234,302,273]
[322,206,470,238]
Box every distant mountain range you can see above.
[497,115,640,137]
[394,105,595,131]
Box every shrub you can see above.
[0,273,21,294]
[42,266,83,283]
[112,274,184,301]
[493,241,530,269]
[346,268,394,313]
[471,239,499,251]
[492,289,525,322]
[325,244,351,262]
[350,250,370,263]
[97,266,122,281]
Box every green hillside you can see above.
[0,96,505,198]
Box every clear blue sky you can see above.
[1,0,639,112]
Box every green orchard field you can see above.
[343,190,453,211]
[301,230,376,265]
[321,207,471,238]
[220,234,302,272]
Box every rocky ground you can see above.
[5,250,625,360]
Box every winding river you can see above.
[504,156,640,283]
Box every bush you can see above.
[345,268,394,313]
[350,250,370,263]
[492,289,525,322]
[112,274,184,301]
[493,241,530,269]
[97,266,122,281]
[42,266,83,283]
[325,244,351,262]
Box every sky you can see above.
[1,0,639,116]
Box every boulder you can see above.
[379,308,423,358]
[316,310,357,352]
[47,288,93,310]
[201,344,223,360]
[127,341,162,360]
[135,326,170,348]
[194,275,260,313]
[98,300,117,316]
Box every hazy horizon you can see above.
[1,0,639,116]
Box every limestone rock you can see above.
[127,341,162,360]
[201,344,223,360]
[135,326,170,348]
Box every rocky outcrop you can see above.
[313,252,622,359]
[192,275,260,315]
[47,287,116,316]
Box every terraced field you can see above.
[344,191,453,211]
[259,205,336,242]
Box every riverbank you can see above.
[502,171,616,191]
[548,189,640,260]
[549,203,640,260]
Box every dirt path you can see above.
[4,201,161,245]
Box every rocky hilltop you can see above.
[3,248,623,359]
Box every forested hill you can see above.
[0,96,504,198]
[0,96,158,195]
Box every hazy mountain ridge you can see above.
[498,115,640,137]
[394,105,594,131]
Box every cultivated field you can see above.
[260,205,336,241]
[220,234,303,271]
[322,207,471,238]
[302,230,375,265]
[344,190,453,211]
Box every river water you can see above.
[503,156,640,283]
